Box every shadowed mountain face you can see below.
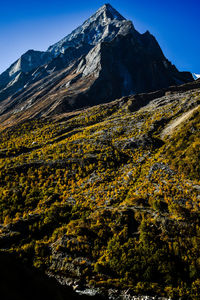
[0,252,104,300]
[0,4,193,128]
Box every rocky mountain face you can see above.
[47,3,127,56]
[0,4,193,128]
[0,50,53,94]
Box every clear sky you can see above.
[0,0,199,74]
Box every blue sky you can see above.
[0,0,199,74]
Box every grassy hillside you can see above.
[0,88,199,299]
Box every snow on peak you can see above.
[193,73,200,80]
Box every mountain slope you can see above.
[0,80,199,299]
[0,4,193,129]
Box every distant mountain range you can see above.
[0,3,193,128]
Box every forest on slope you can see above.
[0,84,199,299]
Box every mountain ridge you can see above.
[0,3,194,129]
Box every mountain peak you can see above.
[47,3,128,56]
[0,3,193,109]
[97,3,126,21]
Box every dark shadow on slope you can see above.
[0,251,104,300]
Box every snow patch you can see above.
[47,67,56,74]
[7,73,21,87]
[193,73,200,80]
[9,59,21,76]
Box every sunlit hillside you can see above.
[0,85,199,299]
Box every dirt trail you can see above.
[161,105,199,138]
